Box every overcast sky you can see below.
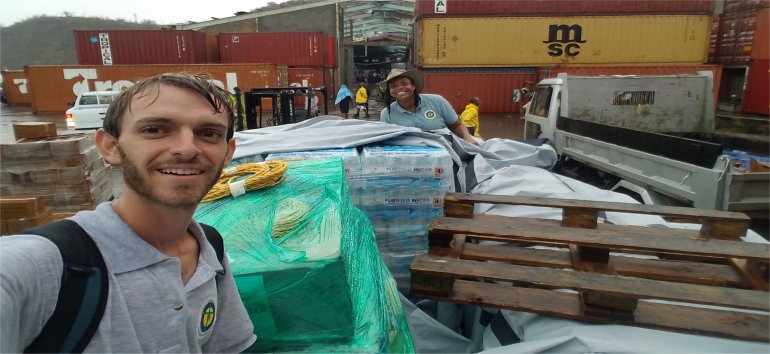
[1,0,280,27]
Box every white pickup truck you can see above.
[65,91,120,130]
[517,72,769,219]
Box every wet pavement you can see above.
[1,103,525,143]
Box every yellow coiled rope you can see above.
[202,160,289,202]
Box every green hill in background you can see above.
[1,15,160,71]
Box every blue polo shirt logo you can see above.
[199,300,216,336]
[424,110,436,119]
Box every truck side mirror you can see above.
[66,101,75,108]
[512,89,522,103]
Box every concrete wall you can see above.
[258,4,337,36]
[196,19,258,35]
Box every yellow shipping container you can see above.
[418,15,711,67]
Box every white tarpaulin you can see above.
[233,117,769,353]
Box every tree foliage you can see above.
[1,15,159,70]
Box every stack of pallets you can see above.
[410,193,769,342]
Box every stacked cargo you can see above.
[413,0,717,113]
[266,145,454,292]
[194,158,414,352]
[0,131,112,225]
[709,0,769,114]
[352,146,453,292]
[0,197,53,235]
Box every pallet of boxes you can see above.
[0,123,112,235]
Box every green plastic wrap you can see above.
[194,158,414,353]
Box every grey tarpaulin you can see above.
[231,117,769,353]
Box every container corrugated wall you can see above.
[205,34,221,63]
[288,66,329,108]
[538,64,723,110]
[24,64,282,113]
[1,71,31,105]
[219,32,330,67]
[742,59,769,115]
[712,7,767,64]
[724,0,770,13]
[751,9,769,60]
[326,35,337,67]
[74,30,209,65]
[421,68,539,113]
[415,0,715,18]
[417,15,711,67]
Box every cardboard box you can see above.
[0,197,47,219]
[1,208,54,235]
[12,122,58,140]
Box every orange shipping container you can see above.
[1,71,32,106]
[538,64,722,111]
[288,67,329,110]
[24,64,286,113]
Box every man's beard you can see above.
[117,146,224,208]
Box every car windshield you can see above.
[98,94,116,104]
[530,87,553,118]
[79,95,98,105]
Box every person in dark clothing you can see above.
[335,84,354,119]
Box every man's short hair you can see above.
[103,72,235,140]
[469,97,480,105]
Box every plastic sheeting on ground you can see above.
[194,158,414,353]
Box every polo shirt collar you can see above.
[72,202,222,275]
[394,99,421,113]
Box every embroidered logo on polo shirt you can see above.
[424,110,436,119]
[198,299,216,336]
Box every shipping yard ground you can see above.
[0,103,527,142]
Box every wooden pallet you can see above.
[410,193,770,342]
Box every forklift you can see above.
[243,86,328,129]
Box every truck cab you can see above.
[522,77,562,141]
[515,72,768,217]
[65,91,120,130]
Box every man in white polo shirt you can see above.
[0,73,256,353]
[379,69,478,145]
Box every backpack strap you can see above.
[200,223,225,275]
[22,220,109,354]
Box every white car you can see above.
[65,91,120,130]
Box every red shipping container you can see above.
[742,59,769,115]
[713,8,764,64]
[724,0,770,13]
[1,70,32,105]
[219,32,329,67]
[326,35,337,68]
[24,64,285,113]
[751,9,769,60]
[206,34,221,63]
[538,64,722,111]
[421,68,539,113]
[415,0,714,18]
[74,30,209,65]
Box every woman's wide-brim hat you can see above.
[379,69,424,94]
